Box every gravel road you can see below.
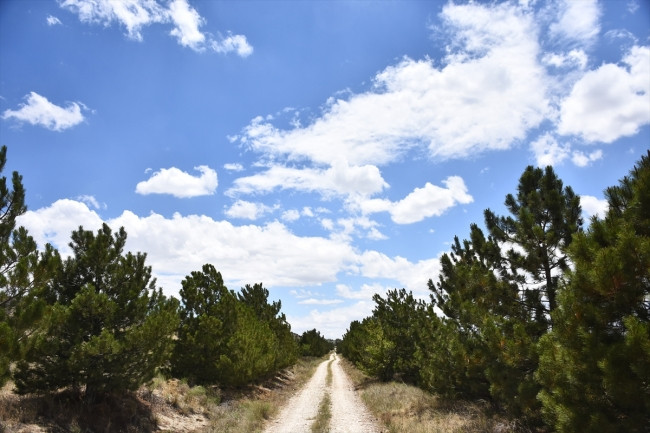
[264,353,381,433]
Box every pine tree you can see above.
[13,224,179,398]
[537,151,650,433]
[484,165,582,320]
[370,288,427,383]
[238,283,298,369]
[298,329,333,357]
[172,264,236,385]
[0,146,59,386]
[430,165,582,418]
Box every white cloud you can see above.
[18,199,359,294]
[549,0,601,46]
[531,133,570,166]
[558,45,650,143]
[16,199,104,255]
[168,0,205,51]
[281,209,301,222]
[225,200,274,220]
[359,176,473,225]
[47,15,62,26]
[18,200,446,305]
[581,195,609,220]
[229,160,388,199]
[298,298,344,305]
[288,300,376,338]
[357,250,442,296]
[2,92,86,131]
[212,33,253,57]
[223,162,244,172]
[135,165,218,198]
[75,195,106,210]
[237,2,547,167]
[336,283,387,300]
[60,0,253,56]
[389,177,473,224]
[60,0,168,41]
[571,149,602,167]
[542,49,588,69]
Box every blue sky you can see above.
[1,0,648,338]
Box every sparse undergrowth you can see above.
[310,358,334,433]
[340,358,533,433]
[0,356,325,433]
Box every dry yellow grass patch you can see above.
[339,359,528,433]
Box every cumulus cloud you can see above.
[225,200,274,220]
[549,0,601,46]
[18,199,359,294]
[135,165,217,198]
[2,92,86,131]
[288,300,376,338]
[571,149,602,167]
[212,33,253,57]
[237,2,548,167]
[359,176,473,224]
[228,160,388,198]
[60,0,252,56]
[167,0,205,50]
[531,133,570,166]
[581,195,609,219]
[18,199,445,304]
[558,45,650,143]
[16,199,104,255]
[298,298,344,305]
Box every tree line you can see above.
[340,152,649,433]
[0,145,332,399]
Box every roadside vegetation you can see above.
[340,152,650,433]
[0,144,335,432]
[0,355,326,432]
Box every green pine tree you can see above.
[238,283,298,369]
[13,224,179,399]
[430,165,582,419]
[0,146,60,386]
[537,151,650,433]
[172,264,237,385]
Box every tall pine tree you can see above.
[537,151,650,433]
[0,146,59,386]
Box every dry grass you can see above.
[339,359,530,433]
[0,356,326,433]
[310,358,334,433]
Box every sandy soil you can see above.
[264,353,381,433]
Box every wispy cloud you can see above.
[135,166,218,198]
[223,162,244,172]
[76,195,106,210]
[2,92,86,131]
[60,0,252,56]
[46,15,62,26]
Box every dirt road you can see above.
[264,353,380,433]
